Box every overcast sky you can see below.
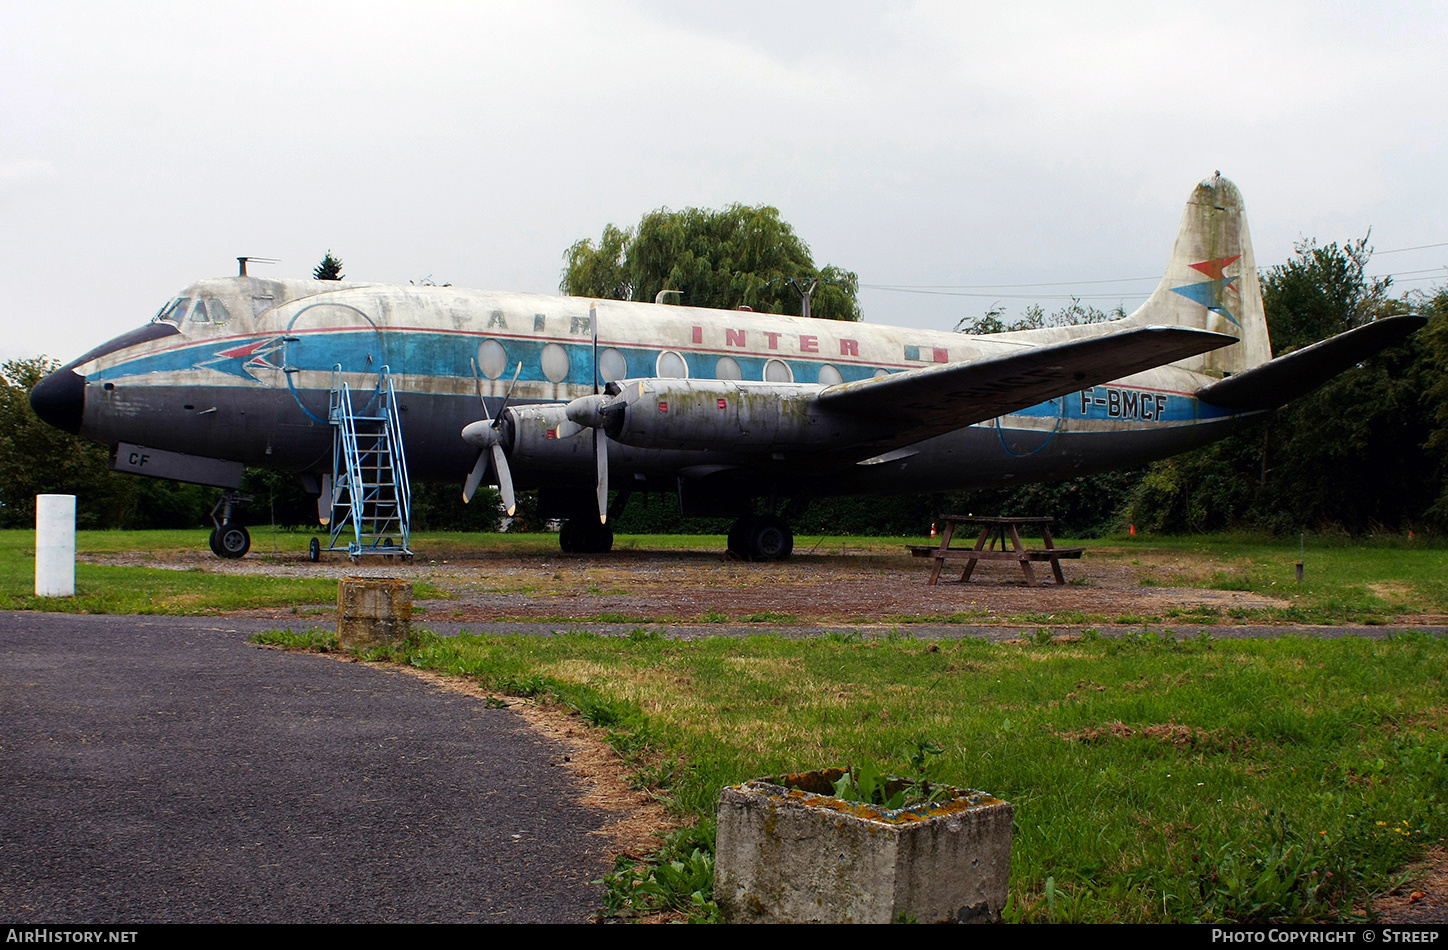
[3,0,1445,363]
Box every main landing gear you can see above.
[559,519,614,554]
[208,491,254,560]
[727,514,794,561]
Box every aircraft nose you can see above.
[30,366,86,434]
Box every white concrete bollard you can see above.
[35,494,76,597]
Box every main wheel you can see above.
[749,515,793,561]
[216,523,251,559]
[560,520,614,554]
[208,528,224,558]
[727,515,757,559]
[583,522,614,554]
[308,537,321,562]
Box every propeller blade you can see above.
[555,418,584,439]
[470,357,488,414]
[463,358,516,510]
[494,361,523,428]
[463,450,488,503]
[590,303,599,395]
[492,444,516,516]
[594,428,608,524]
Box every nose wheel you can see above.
[208,491,254,559]
[209,523,251,559]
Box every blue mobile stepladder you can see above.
[310,364,413,563]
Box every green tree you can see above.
[1123,237,1444,535]
[0,358,137,528]
[313,250,344,281]
[561,205,861,321]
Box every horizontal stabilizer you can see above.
[1195,315,1426,411]
[818,325,1235,439]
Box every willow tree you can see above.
[561,204,861,321]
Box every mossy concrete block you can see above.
[715,769,1011,924]
[337,576,413,649]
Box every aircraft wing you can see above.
[1194,315,1426,411]
[816,325,1236,442]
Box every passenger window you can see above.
[656,350,688,378]
[764,358,793,383]
[715,356,742,380]
[541,343,570,383]
[599,347,628,382]
[477,339,508,379]
[817,364,843,386]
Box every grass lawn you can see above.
[261,623,1448,923]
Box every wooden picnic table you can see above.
[907,515,1085,587]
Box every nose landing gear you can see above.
[208,491,254,560]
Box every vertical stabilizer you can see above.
[1125,174,1272,376]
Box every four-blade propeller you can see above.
[460,303,615,524]
[461,359,522,516]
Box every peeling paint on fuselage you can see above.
[65,275,1255,499]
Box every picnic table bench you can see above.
[907,515,1084,587]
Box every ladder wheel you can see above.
[308,537,321,563]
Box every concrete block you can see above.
[715,768,1011,924]
[337,576,413,649]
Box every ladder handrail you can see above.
[324,365,412,559]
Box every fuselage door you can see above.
[280,301,388,422]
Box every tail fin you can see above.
[1124,174,1272,376]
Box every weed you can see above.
[496,674,551,697]
[1192,815,1349,923]
[252,627,337,652]
[738,611,800,624]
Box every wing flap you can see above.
[817,325,1236,439]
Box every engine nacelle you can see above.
[505,403,597,476]
[602,379,885,453]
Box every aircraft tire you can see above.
[561,520,613,554]
[749,515,793,561]
[216,524,251,559]
[207,528,223,558]
[586,523,614,554]
[727,516,757,559]
[308,537,321,562]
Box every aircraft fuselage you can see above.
[36,275,1248,511]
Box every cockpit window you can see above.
[153,297,189,324]
[205,297,231,325]
[153,295,232,327]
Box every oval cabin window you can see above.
[656,350,688,378]
[764,358,794,383]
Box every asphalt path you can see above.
[0,613,611,924]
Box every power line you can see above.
[1374,241,1448,256]
[861,240,1446,296]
